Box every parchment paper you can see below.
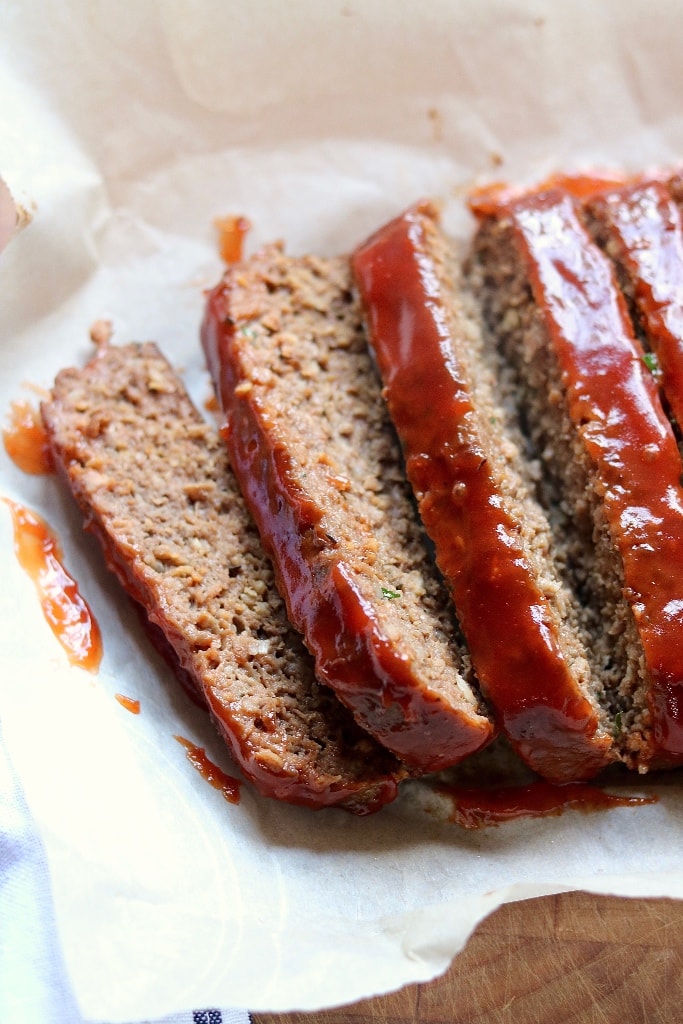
[3,2,683,1020]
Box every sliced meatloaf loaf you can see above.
[41,340,404,813]
[352,201,617,783]
[468,187,683,771]
[201,246,495,772]
[583,178,683,432]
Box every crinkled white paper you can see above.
[3,2,683,1020]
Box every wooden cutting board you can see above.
[253,892,683,1024]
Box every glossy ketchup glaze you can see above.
[434,778,657,830]
[585,179,683,431]
[201,270,494,772]
[3,401,54,475]
[508,190,683,764]
[352,203,614,783]
[174,735,241,804]
[4,498,102,672]
[214,215,251,265]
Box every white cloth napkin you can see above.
[0,724,251,1024]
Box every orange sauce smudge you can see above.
[468,172,628,218]
[214,215,251,265]
[435,779,657,830]
[204,392,219,414]
[535,171,627,199]
[174,735,241,804]
[3,401,54,475]
[115,693,140,714]
[467,180,521,217]
[3,498,102,672]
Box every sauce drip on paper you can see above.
[115,693,141,714]
[174,735,241,804]
[3,499,102,672]
[3,401,54,475]
[214,215,251,265]
[435,779,657,830]
[467,172,628,218]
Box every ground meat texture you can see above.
[468,189,683,771]
[353,202,616,783]
[41,341,404,813]
[202,246,495,772]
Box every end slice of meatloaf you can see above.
[201,246,495,773]
[468,187,683,772]
[40,341,405,813]
[352,202,617,784]
[583,178,683,434]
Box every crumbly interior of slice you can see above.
[43,342,400,794]
[467,217,651,764]
[229,250,485,715]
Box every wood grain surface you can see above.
[253,892,683,1024]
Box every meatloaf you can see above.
[353,201,617,783]
[468,187,683,771]
[41,340,404,813]
[583,178,683,433]
[201,245,495,772]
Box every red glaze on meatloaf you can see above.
[470,188,683,770]
[353,202,617,783]
[583,179,683,432]
[201,247,495,772]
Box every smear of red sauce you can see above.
[115,693,140,714]
[214,215,251,265]
[3,498,102,672]
[539,172,627,199]
[3,401,54,475]
[435,779,657,830]
[174,734,241,804]
[204,392,219,414]
[468,172,627,218]
[468,180,524,217]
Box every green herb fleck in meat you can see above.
[642,351,661,376]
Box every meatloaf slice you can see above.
[41,341,404,813]
[583,179,683,433]
[352,202,616,783]
[201,246,495,772]
[468,187,683,771]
